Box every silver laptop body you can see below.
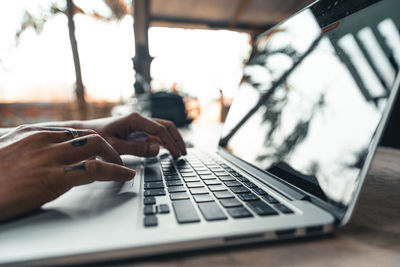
[1,0,400,265]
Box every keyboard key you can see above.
[274,203,293,214]
[163,163,174,167]
[178,165,191,169]
[144,189,166,197]
[210,167,224,172]
[144,197,156,205]
[213,191,234,199]
[230,186,250,194]
[184,177,200,183]
[219,198,243,208]
[218,175,235,181]
[181,172,197,177]
[264,195,280,204]
[204,179,221,186]
[144,182,164,189]
[198,202,227,221]
[208,184,227,191]
[186,182,204,188]
[193,167,207,171]
[193,194,214,203]
[164,175,180,181]
[168,186,187,193]
[190,187,209,195]
[156,204,170,214]
[205,164,218,168]
[144,205,156,215]
[163,171,177,176]
[172,200,201,224]
[179,169,194,173]
[247,201,278,216]
[175,159,188,166]
[213,171,229,176]
[237,192,260,201]
[166,180,183,187]
[253,188,268,195]
[224,181,241,187]
[144,216,158,227]
[236,176,249,182]
[200,174,217,180]
[244,182,258,188]
[176,164,190,169]
[144,164,162,182]
[170,192,190,200]
[197,171,213,175]
[144,176,162,182]
[226,207,253,218]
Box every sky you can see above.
[0,0,251,103]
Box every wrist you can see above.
[34,120,84,130]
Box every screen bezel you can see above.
[217,0,400,223]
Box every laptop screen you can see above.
[219,0,400,209]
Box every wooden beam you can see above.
[229,0,251,27]
[149,15,272,32]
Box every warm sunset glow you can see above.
[0,1,250,109]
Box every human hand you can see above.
[0,125,135,221]
[84,113,187,158]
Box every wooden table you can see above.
[111,142,400,266]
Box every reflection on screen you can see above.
[220,0,400,207]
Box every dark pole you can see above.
[66,0,87,119]
[133,0,152,95]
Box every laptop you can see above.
[1,0,400,265]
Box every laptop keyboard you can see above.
[143,151,293,227]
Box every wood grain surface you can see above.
[110,147,400,267]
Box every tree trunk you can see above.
[66,0,87,120]
[133,0,152,95]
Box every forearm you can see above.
[0,120,89,138]
[0,128,14,137]
[33,120,84,129]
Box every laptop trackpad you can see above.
[40,179,138,220]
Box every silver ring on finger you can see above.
[70,129,79,139]
[64,129,79,139]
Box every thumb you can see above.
[112,139,160,157]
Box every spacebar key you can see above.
[172,200,201,224]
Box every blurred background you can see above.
[0,0,314,127]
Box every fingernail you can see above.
[125,168,136,179]
[149,142,159,155]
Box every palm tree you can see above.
[15,0,129,119]
[66,0,86,119]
